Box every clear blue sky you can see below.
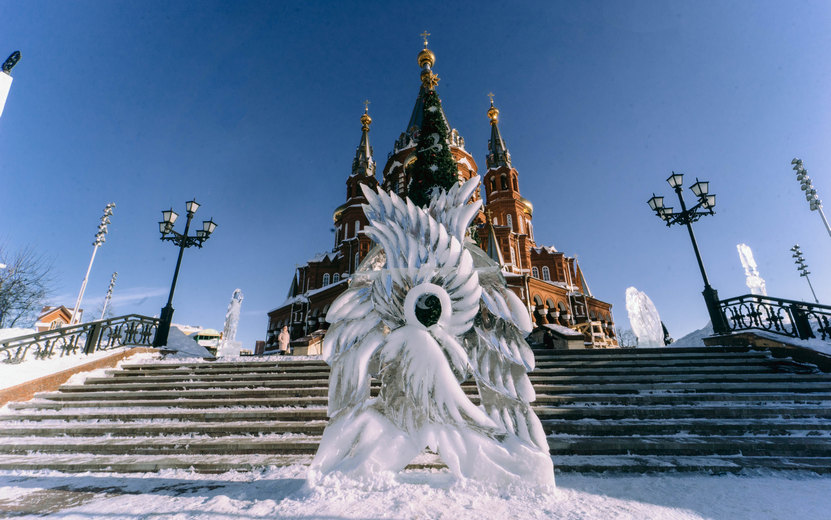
[1,0,830,347]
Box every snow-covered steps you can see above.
[1,347,831,474]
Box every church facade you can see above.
[265,44,617,351]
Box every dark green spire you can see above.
[407,88,458,207]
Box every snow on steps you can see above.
[0,347,830,474]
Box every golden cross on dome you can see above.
[486,208,494,222]
[420,30,431,48]
[363,99,370,112]
[487,92,495,105]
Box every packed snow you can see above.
[1,466,830,519]
[0,345,132,390]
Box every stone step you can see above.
[105,366,332,377]
[77,370,828,390]
[0,453,315,473]
[542,419,831,436]
[551,455,831,474]
[37,388,331,401]
[0,408,328,422]
[533,392,831,406]
[4,396,331,410]
[535,405,831,420]
[84,372,332,385]
[546,435,831,457]
[532,346,752,356]
[0,435,323,455]
[532,351,770,362]
[533,381,831,394]
[0,420,327,437]
[118,360,328,371]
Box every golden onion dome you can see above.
[361,110,372,131]
[332,202,348,223]
[418,48,435,68]
[520,196,533,216]
[487,104,499,124]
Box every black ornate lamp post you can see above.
[647,172,730,334]
[152,200,217,348]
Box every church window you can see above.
[509,245,516,265]
[532,267,539,278]
[355,252,361,271]
[323,273,330,286]
[528,220,534,240]
[501,175,508,190]
[512,176,518,191]
[506,214,513,231]
[333,273,340,283]
[354,220,360,237]
[542,266,551,281]
[490,177,496,193]
[492,216,498,226]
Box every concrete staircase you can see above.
[1,346,830,473]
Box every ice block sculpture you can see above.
[309,176,555,488]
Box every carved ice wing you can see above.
[426,176,483,242]
[322,277,384,417]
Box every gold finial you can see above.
[361,100,372,131]
[486,208,494,222]
[417,31,436,69]
[487,93,499,124]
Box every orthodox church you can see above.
[265,42,617,351]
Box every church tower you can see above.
[481,97,534,274]
[333,104,379,272]
[381,34,481,211]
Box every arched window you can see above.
[512,176,518,191]
[492,216,498,226]
[527,220,534,240]
[542,266,551,281]
[490,177,496,193]
[333,273,340,283]
[354,252,361,271]
[506,214,513,231]
[322,273,330,286]
[354,220,360,237]
[533,295,543,308]
[532,267,539,278]
[501,175,508,190]
[509,245,516,265]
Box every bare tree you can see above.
[0,245,54,328]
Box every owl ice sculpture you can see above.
[309,176,555,488]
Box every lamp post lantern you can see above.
[647,172,730,334]
[790,244,819,304]
[152,200,217,348]
[70,203,116,325]
[791,158,831,240]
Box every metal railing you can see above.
[719,294,831,341]
[0,314,159,364]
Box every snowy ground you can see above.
[0,465,829,519]
[0,346,133,390]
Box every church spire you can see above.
[486,94,512,170]
[351,100,375,177]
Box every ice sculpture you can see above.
[216,289,243,357]
[625,287,664,347]
[309,177,555,488]
[737,244,767,296]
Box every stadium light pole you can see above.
[152,200,217,348]
[647,173,730,334]
[790,244,819,304]
[791,158,831,240]
[71,203,116,324]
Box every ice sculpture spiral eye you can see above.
[404,282,452,329]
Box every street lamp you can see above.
[791,158,831,239]
[790,244,819,304]
[70,203,116,324]
[152,200,217,348]
[647,172,730,334]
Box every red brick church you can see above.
[266,43,617,351]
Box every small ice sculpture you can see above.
[737,244,767,296]
[309,177,554,488]
[217,289,243,357]
[625,287,664,347]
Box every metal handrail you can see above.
[0,314,159,364]
[719,294,831,342]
